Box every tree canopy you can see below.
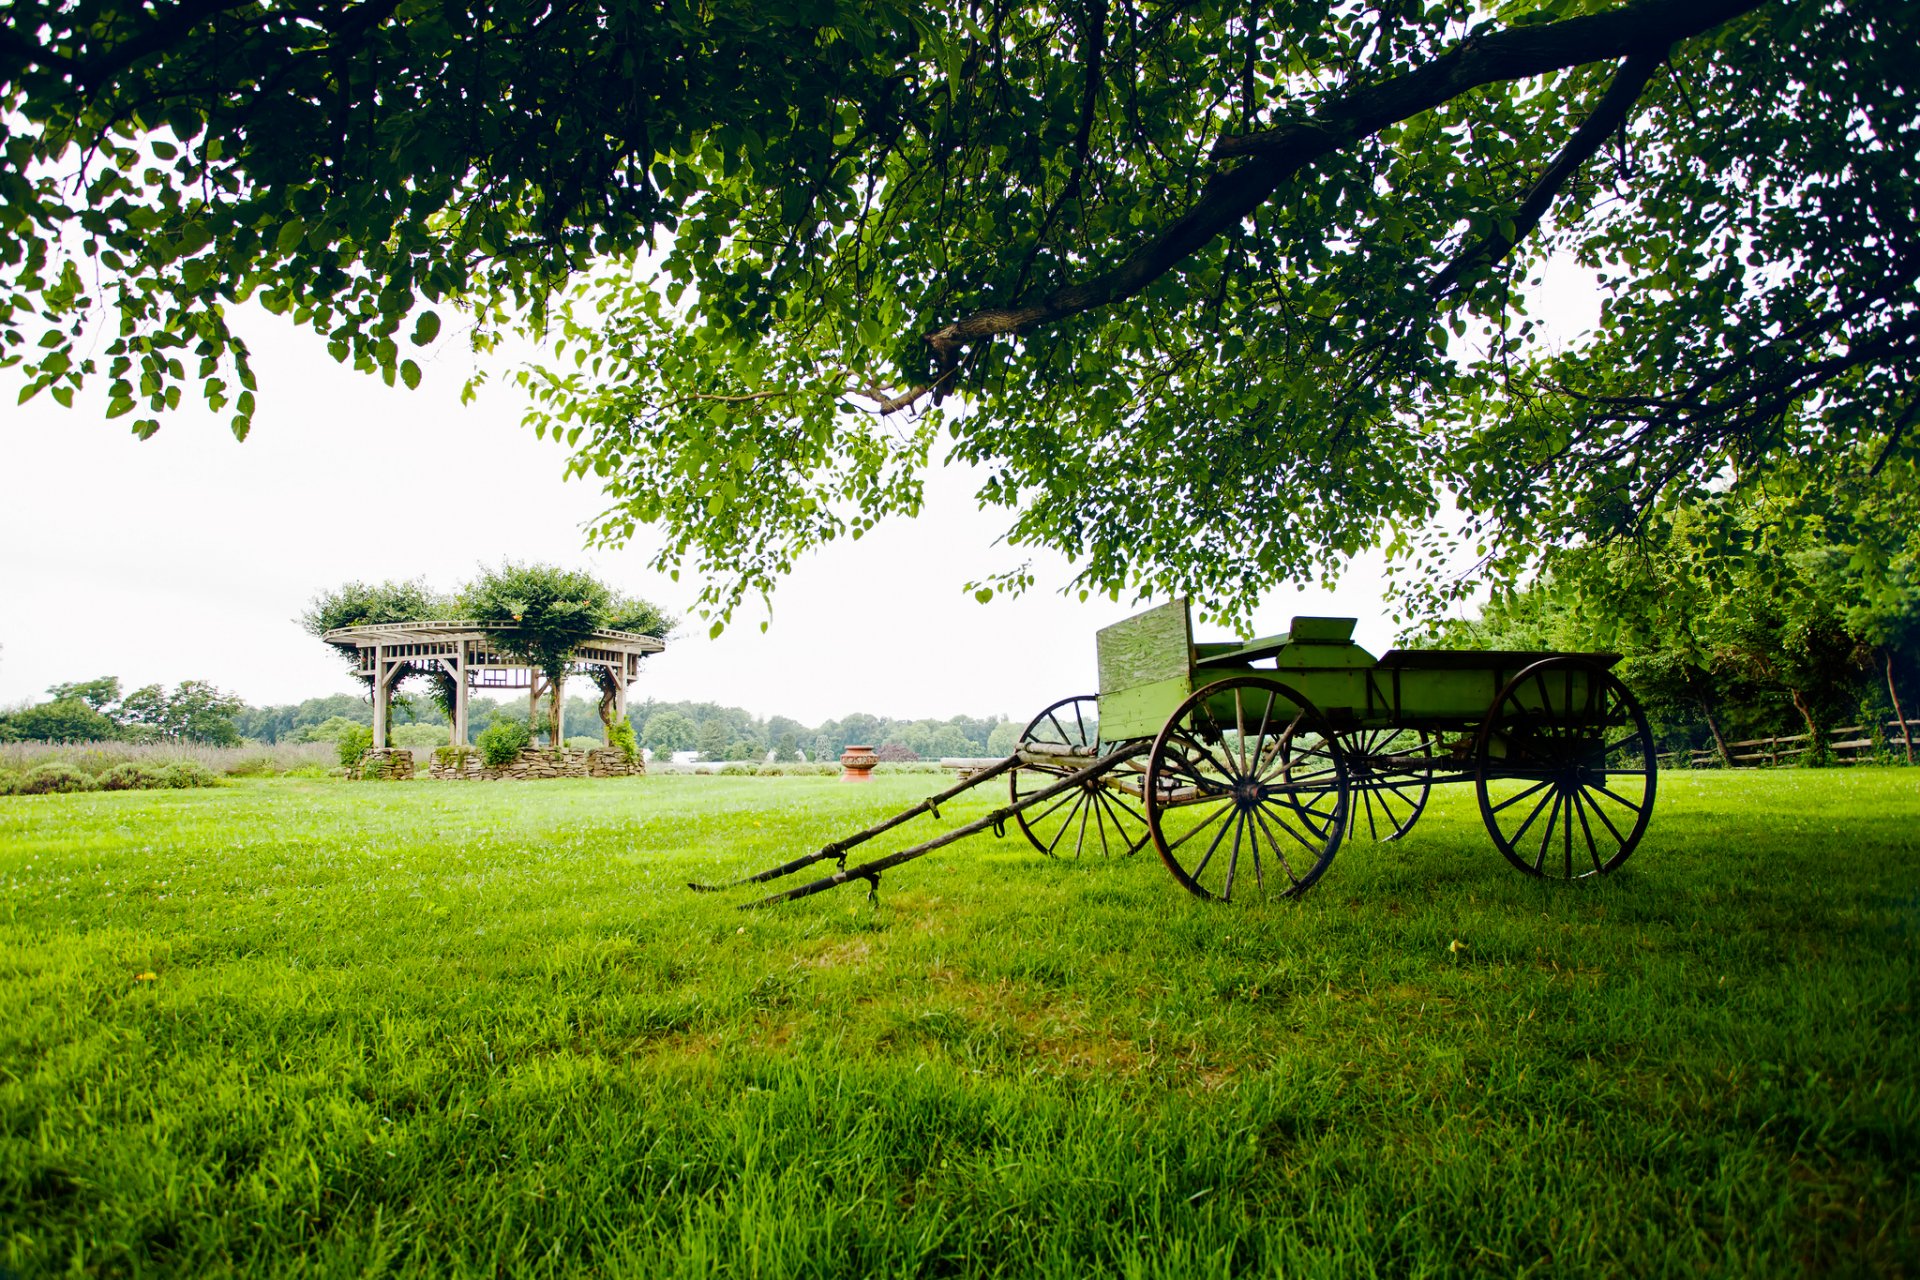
[8,0,1915,626]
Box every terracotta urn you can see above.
[840,743,879,781]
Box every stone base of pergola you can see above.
[428,746,644,781]
[348,748,417,781]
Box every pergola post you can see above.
[372,644,389,749]
[453,641,469,746]
[615,659,630,730]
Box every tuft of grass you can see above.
[0,769,1915,1276]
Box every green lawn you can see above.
[2,769,1916,1277]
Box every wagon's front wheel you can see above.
[1144,677,1351,902]
[1010,695,1150,859]
[1474,657,1657,879]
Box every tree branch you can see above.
[921,0,1767,375]
[1427,46,1669,300]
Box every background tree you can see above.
[46,678,122,714]
[300,579,448,737]
[14,1,1914,636]
[5,698,120,743]
[118,680,246,745]
[642,711,697,758]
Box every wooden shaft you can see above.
[742,744,1149,908]
[690,754,1023,891]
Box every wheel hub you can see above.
[1233,779,1265,807]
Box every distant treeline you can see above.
[6,680,1021,762]
[238,693,1018,762]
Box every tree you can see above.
[7,697,119,743]
[642,711,696,757]
[46,677,121,713]
[13,1,1914,632]
[461,562,611,746]
[694,718,729,762]
[18,0,1920,629]
[119,680,246,744]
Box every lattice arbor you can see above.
[322,621,665,748]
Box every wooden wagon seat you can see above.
[1194,616,1361,669]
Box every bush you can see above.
[156,761,220,789]
[336,725,373,769]
[98,763,160,791]
[607,719,640,764]
[0,768,18,795]
[716,762,757,776]
[17,763,97,794]
[477,717,532,767]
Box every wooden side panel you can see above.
[1097,599,1192,695]
[1097,599,1194,741]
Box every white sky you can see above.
[0,264,1598,726]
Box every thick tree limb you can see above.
[922,0,1768,372]
[1427,46,1670,299]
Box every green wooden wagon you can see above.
[1006,598,1658,901]
[699,599,1657,908]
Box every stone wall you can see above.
[428,746,644,781]
[349,748,415,781]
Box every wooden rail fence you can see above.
[1659,720,1920,769]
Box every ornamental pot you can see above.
[840,744,879,781]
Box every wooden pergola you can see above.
[321,621,666,748]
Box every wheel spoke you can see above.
[1222,809,1245,901]
[1042,794,1087,856]
[1534,787,1563,873]
[1100,786,1147,826]
[1587,781,1647,814]
[1581,784,1630,848]
[1188,803,1239,883]
[1571,787,1604,873]
[1507,782,1558,847]
[1023,788,1081,833]
[1250,806,1302,884]
[1489,777,1553,815]
[1164,797,1232,854]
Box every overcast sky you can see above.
[0,265,1597,726]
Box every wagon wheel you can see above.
[1010,695,1150,859]
[1339,727,1436,842]
[1474,657,1658,879]
[1144,677,1351,902]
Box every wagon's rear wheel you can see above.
[1144,677,1351,902]
[1474,657,1657,879]
[1340,727,1436,842]
[1010,695,1150,859]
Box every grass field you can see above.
[2,769,1916,1277]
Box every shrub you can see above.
[17,763,97,794]
[477,717,532,767]
[607,719,640,764]
[336,725,373,769]
[0,768,18,795]
[156,761,220,789]
[99,763,160,790]
[717,762,757,776]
